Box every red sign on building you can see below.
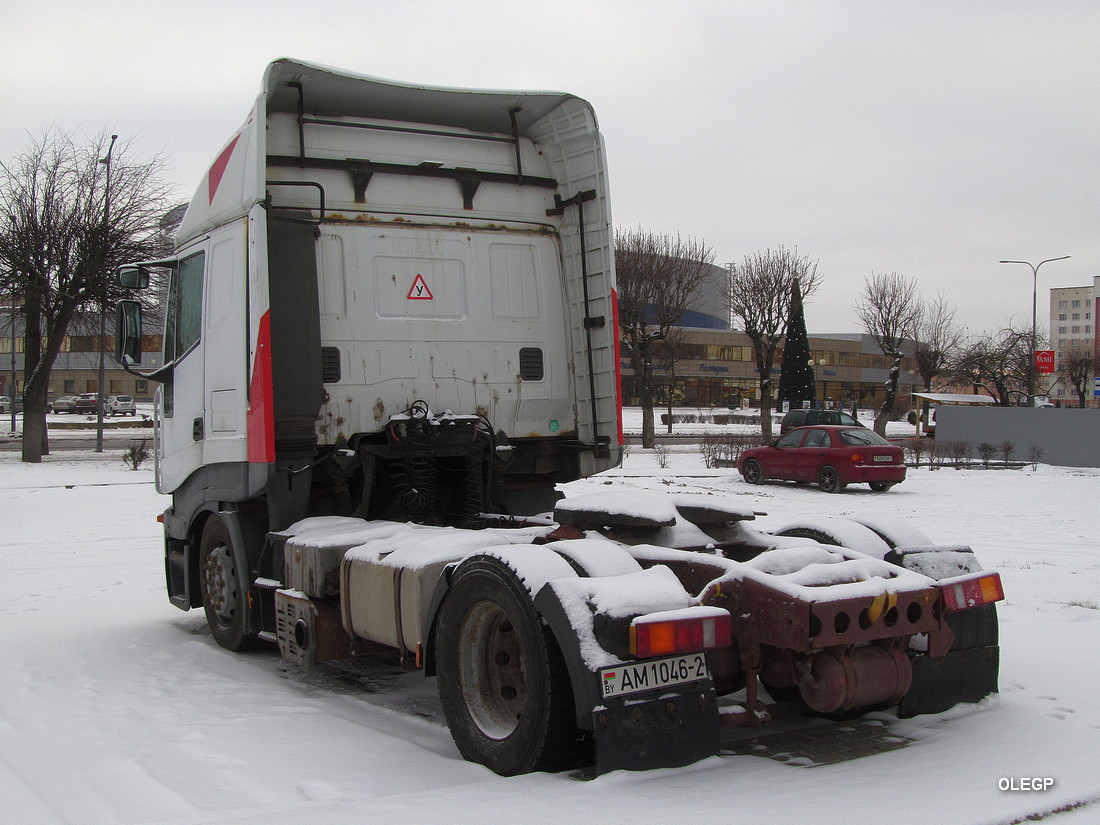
[1035,350,1055,374]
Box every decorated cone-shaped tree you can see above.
[778,280,816,410]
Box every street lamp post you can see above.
[999,256,1070,406]
[808,357,826,408]
[9,285,16,433]
[95,134,118,452]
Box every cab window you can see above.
[165,251,205,362]
[162,250,205,416]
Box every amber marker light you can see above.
[940,572,1005,613]
[630,610,732,657]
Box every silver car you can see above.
[106,395,137,416]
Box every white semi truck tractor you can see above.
[115,59,1003,776]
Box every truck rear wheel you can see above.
[435,556,585,775]
[198,516,254,651]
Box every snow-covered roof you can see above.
[911,392,995,404]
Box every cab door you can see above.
[155,247,207,494]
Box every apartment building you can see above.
[1048,275,1099,407]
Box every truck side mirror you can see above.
[115,300,143,366]
[117,265,151,289]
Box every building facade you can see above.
[0,306,163,402]
[621,264,919,411]
[620,327,920,412]
[1048,276,1099,407]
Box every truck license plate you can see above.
[599,654,709,698]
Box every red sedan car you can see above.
[737,425,906,493]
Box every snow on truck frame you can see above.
[114,59,1003,776]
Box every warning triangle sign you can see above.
[407,273,434,300]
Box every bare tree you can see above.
[1058,349,1095,408]
[0,129,174,462]
[946,323,1036,406]
[615,228,714,448]
[855,272,920,435]
[912,292,965,431]
[726,247,821,441]
[655,325,691,433]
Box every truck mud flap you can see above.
[592,688,720,774]
[898,645,999,718]
[532,584,720,773]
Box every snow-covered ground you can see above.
[2,409,1099,824]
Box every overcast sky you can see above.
[4,0,1097,336]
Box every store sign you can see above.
[1035,350,1055,374]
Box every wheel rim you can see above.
[201,542,238,626]
[457,600,527,740]
[744,460,762,484]
[820,467,839,492]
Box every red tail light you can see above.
[940,571,1004,613]
[630,608,732,657]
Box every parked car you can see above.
[49,396,79,413]
[73,393,103,414]
[737,425,906,493]
[106,394,137,416]
[0,395,23,414]
[779,407,864,434]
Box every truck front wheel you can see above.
[435,556,586,775]
[198,516,254,651]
